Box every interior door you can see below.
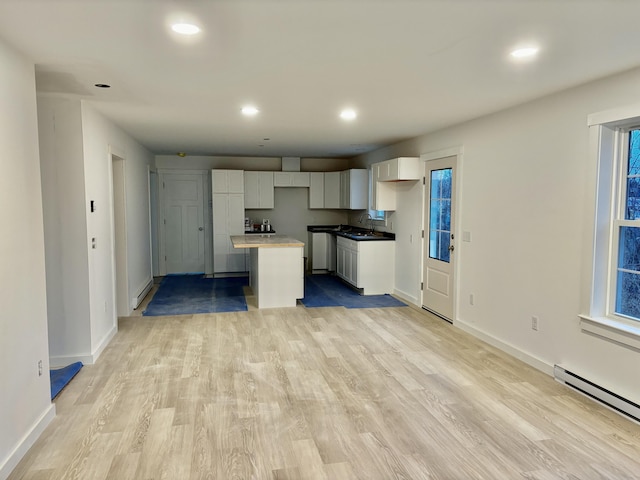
[422,156,456,321]
[162,173,205,273]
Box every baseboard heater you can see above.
[554,365,640,423]
[132,279,153,310]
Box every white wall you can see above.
[81,103,153,351]
[38,97,92,363]
[352,66,640,405]
[38,98,153,366]
[0,38,54,478]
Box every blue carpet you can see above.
[301,274,407,308]
[50,362,83,400]
[143,275,248,316]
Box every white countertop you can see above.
[230,234,304,249]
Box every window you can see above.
[613,129,640,320]
[428,168,452,263]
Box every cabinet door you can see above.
[348,169,368,210]
[212,170,229,193]
[228,170,244,193]
[213,194,230,273]
[274,172,291,186]
[340,171,350,209]
[350,248,359,286]
[324,172,341,208]
[292,172,310,187]
[244,172,259,209]
[309,172,324,209]
[258,172,274,208]
[336,245,346,280]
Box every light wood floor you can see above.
[9,304,640,479]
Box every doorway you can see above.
[158,172,207,274]
[422,154,458,322]
[111,154,129,317]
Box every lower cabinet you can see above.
[336,237,394,295]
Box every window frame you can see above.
[581,106,640,345]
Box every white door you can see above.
[162,173,206,273]
[422,156,456,321]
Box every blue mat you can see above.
[50,362,83,399]
[143,275,248,316]
[301,274,407,308]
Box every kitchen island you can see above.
[230,234,304,309]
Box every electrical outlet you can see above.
[531,315,539,331]
[38,360,43,376]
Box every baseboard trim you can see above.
[49,325,117,368]
[0,404,56,480]
[454,317,554,376]
[392,289,419,308]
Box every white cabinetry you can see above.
[212,169,244,194]
[336,236,395,294]
[309,173,324,209]
[309,172,341,209]
[212,170,245,274]
[372,157,421,211]
[244,171,274,209]
[274,171,310,187]
[339,169,368,210]
[324,172,341,209]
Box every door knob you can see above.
[448,245,455,252]
[198,227,204,231]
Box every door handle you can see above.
[448,244,455,252]
[198,227,204,231]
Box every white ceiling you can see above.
[2,0,640,158]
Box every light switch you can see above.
[462,231,472,242]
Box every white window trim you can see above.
[583,106,640,348]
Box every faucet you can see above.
[358,213,374,233]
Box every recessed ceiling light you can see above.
[241,106,259,116]
[171,23,200,35]
[510,46,539,59]
[340,109,357,121]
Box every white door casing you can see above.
[422,155,458,321]
[159,172,206,274]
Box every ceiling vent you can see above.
[282,157,301,172]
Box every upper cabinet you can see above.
[372,157,421,211]
[212,169,244,194]
[375,157,421,182]
[309,171,341,209]
[340,169,368,210]
[274,171,310,187]
[244,171,274,209]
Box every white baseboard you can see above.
[0,404,56,480]
[49,325,117,368]
[132,277,153,310]
[392,288,419,307]
[454,317,554,376]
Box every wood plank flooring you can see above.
[8,305,640,479]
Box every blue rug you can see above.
[301,274,407,308]
[50,362,83,399]
[143,275,248,316]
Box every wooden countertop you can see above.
[230,234,304,249]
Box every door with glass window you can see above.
[423,156,456,321]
